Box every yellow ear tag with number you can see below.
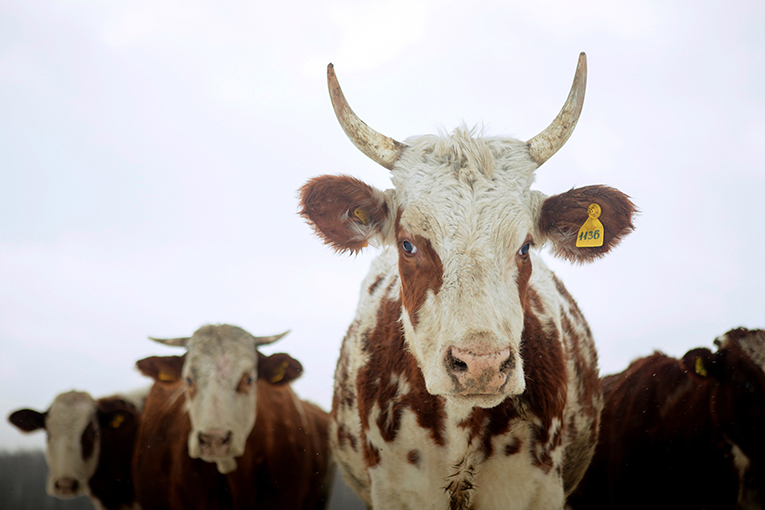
[576,203,604,248]
[269,360,289,383]
[110,414,125,429]
[353,208,369,225]
[694,356,708,377]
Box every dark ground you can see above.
[0,450,366,510]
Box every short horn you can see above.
[327,64,407,170]
[148,336,190,347]
[527,52,587,166]
[252,330,290,346]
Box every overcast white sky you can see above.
[2,0,763,450]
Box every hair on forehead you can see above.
[52,391,95,408]
[401,125,536,188]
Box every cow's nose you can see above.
[198,430,233,457]
[54,477,79,493]
[446,346,512,393]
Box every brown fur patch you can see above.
[407,449,421,467]
[539,185,637,263]
[396,212,444,328]
[356,297,447,470]
[504,437,522,456]
[299,175,389,254]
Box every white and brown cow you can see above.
[8,389,145,510]
[299,53,637,509]
[133,324,333,510]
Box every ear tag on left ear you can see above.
[158,371,175,382]
[576,203,604,248]
[269,361,289,383]
[695,356,708,377]
[110,414,125,429]
[353,208,369,225]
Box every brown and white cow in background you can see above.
[133,324,333,510]
[299,53,637,509]
[568,327,765,510]
[8,388,146,510]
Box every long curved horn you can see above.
[327,64,407,170]
[148,336,190,347]
[252,330,290,346]
[527,52,587,166]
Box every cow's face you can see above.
[9,392,100,499]
[300,54,636,409]
[144,324,300,474]
[689,329,765,461]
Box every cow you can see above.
[298,53,637,509]
[8,388,146,510]
[132,324,333,510]
[567,327,765,510]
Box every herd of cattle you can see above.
[8,53,765,510]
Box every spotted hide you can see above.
[8,389,145,510]
[299,53,637,509]
[133,324,333,510]
[568,328,765,510]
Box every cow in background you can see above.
[568,327,765,510]
[299,53,637,509]
[133,324,332,510]
[8,388,146,510]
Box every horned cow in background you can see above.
[8,388,146,510]
[299,53,637,509]
[133,324,333,510]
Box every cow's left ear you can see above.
[136,355,186,383]
[537,185,637,263]
[258,352,303,385]
[8,409,47,433]
[682,348,722,381]
[299,175,394,253]
[97,398,137,431]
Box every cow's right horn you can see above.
[526,52,587,166]
[327,64,407,170]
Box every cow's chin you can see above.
[445,393,508,409]
[211,456,238,475]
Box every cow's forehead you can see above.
[393,132,538,248]
[733,330,765,376]
[47,391,96,430]
[185,329,256,376]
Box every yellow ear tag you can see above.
[110,414,125,429]
[158,371,175,382]
[576,203,605,248]
[694,356,708,377]
[269,360,289,383]
[353,208,369,225]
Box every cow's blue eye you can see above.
[519,243,530,256]
[402,240,417,254]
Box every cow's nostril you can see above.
[447,349,468,374]
[221,432,232,445]
[499,356,513,374]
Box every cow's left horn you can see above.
[327,64,407,170]
[251,330,290,346]
[527,52,587,166]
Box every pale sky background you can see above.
[2,0,763,450]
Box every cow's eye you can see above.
[519,243,530,256]
[402,240,417,255]
[186,377,193,386]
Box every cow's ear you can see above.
[537,185,637,263]
[258,352,303,385]
[136,355,186,383]
[8,409,47,433]
[97,399,137,431]
[299,175,394,253]
[682,348,721,381]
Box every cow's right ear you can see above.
[299,175,394,253]
[8,409,47,433]
[682,348,721,381]
[136,355,186,383]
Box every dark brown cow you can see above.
[299,54,637,509]
[8,390,144,510]
[568,328,765,510]
[133,324,333,510]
